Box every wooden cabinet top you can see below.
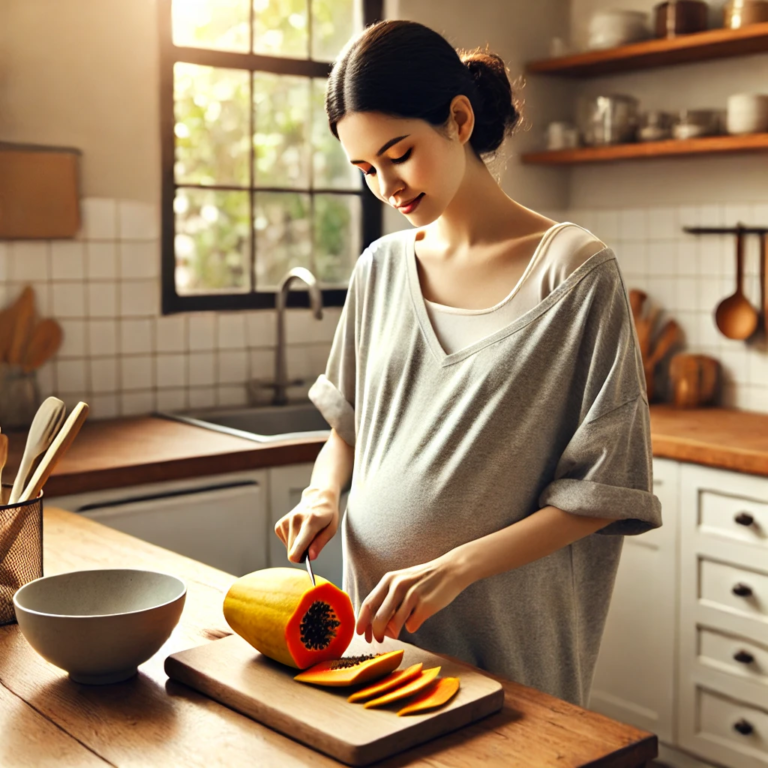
[0,508,656,767]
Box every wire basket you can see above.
[0,484,43,625]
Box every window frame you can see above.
[158,0,384,314]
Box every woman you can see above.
[275,19,661,707]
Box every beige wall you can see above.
[0,0,160,203]
[568,0,768,207]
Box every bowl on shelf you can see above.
[726,93,768,134]
[671,109,722,139]
[723,0,768,27]
[14,568,186,684]
[638,110,674,141]
[587,10,651,50]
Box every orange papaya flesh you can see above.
[294,649,404,687]
[397,677,460,716]
[347,662,424,703]
[363,666,441,708]
[223,567,355,669]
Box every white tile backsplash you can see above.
[2,197,765,420]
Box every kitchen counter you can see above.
[5,405,768,499]
[0,507,657,768]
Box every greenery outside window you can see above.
[159,0,384,313]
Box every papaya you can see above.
[223,567,355,669]
[294,650,404,687]
[363,666,441,708]
[397,677,460,716]
[347,663,424,702]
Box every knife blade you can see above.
[301,549,316,587]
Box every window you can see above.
[159,0,383,313]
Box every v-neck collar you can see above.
[405,224,615,367]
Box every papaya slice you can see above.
[294,650,404,687]
[347,663,424,703]
[363,666,441,708]
[223,567,355,669]
[397,677,460,716]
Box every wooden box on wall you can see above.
[0,142,81,239]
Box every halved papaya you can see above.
[223,567,355,669]
[363,666,441,708]
[397,677,460,716]
[347,663,424,703]
[294,649,404,687]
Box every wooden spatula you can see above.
[20,402,89,503]
[9,396,67,504]
[22,319,63,373]
[7,286,36,366]
[0,308,14,364]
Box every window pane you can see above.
[314,194,361,285]
[253,0,308,58]
[312,78,359,191]
[255,192,311,288]
[311,0,359,62]
[254,73,310,189]
[175,188,251,294]
[175,63,250,187]
[172,0,249,53]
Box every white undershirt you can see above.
[423,222,607,355]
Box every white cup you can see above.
[726,93,768,134]
[547,122,579,150]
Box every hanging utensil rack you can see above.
[683,223,768,337]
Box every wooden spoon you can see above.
[20,402,89,503]
[715,230,759,340]
[0,308,14,364]
[22,319,63,373]
[6,287,36,366]
[645,319,683,371]
[8,396,66,504]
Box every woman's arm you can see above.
[357,506,618,643]
[274,428,355,563]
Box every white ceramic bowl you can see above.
[726,93,768,134]
[14,569,186,684]
[588,10,650,49]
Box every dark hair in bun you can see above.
[326,20,521,157]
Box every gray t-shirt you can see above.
[308,227,662,707]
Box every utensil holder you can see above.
[0,365,41,430]
[0,484,43,625]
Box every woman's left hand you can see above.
[356,554,468,643]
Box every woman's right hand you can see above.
[274,486,340,563]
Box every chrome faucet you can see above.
[273,267,323,406]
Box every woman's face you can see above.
[336,98,474,224]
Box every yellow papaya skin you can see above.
[223,567,354,669]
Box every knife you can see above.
[301,548,316,587]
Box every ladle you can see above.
[715,229,759,340]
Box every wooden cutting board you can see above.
[165,632,505,766]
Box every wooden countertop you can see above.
[0,508,657,767]
[4,405,768,500]
[650,405,768,477]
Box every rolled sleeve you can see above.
[539,395,662,536]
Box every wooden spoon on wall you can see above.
[6,287,36,366]
[715,229,759,340]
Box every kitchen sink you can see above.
[159,403,331,443]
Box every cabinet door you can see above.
[587,457,679,745]
[53,472,269,577]
[268,463,346,589]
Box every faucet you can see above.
[273,267,323,406]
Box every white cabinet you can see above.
[48,470,269,577]
[267,462,346,589]
[588,457,680,744]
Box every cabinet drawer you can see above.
[701,559,768,626]
[698,687,768,764]
[700,491,768,550]
[699,626,768,686]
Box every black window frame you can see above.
[158,0,383,314]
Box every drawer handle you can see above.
[733,719,754,736]
[734,512,755,527]
[733,650,755,665]
[732,583,753,598]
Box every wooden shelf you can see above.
[520,133,768,165]
[526,22,768,77]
